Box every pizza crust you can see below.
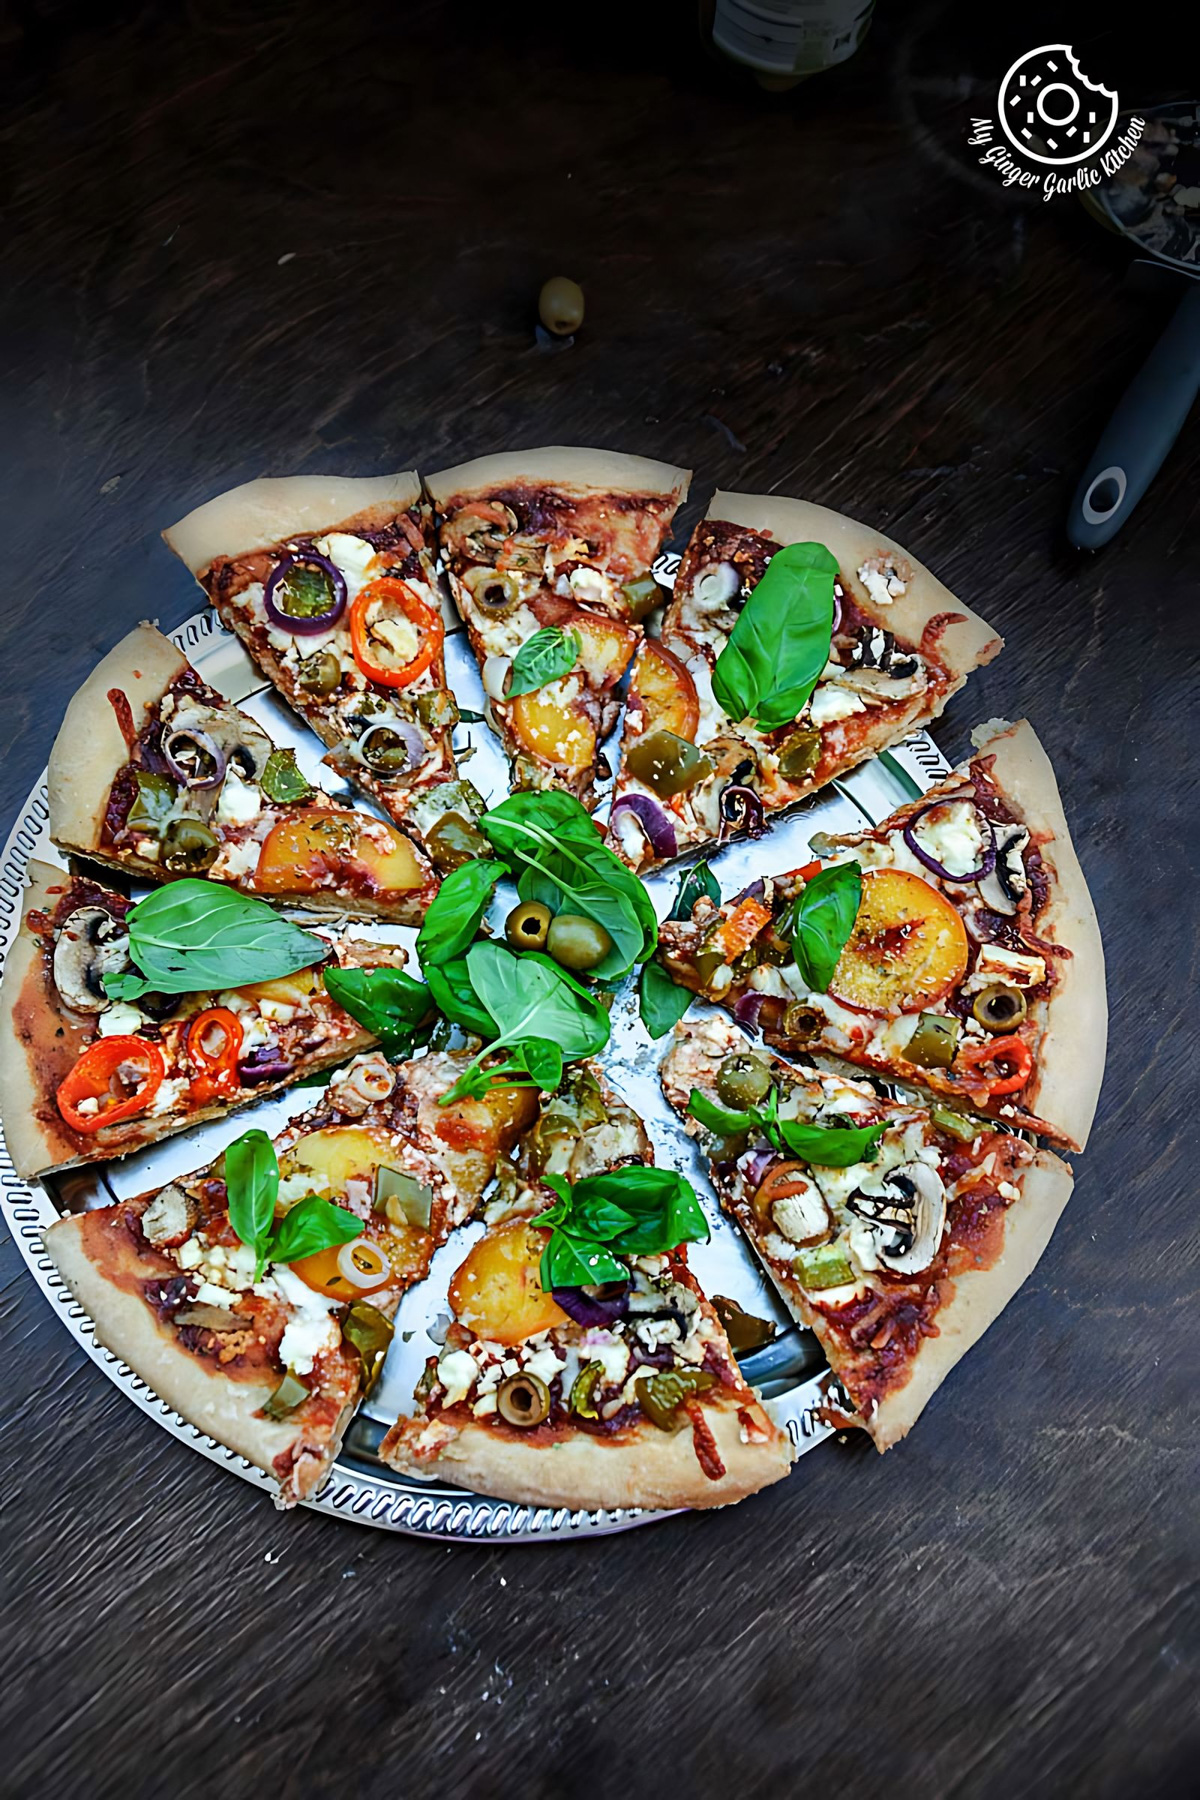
[707,490,1003,686]
[425,445,691,507]
[163,472,422,576]
[0,861,75,1181]
[867,1149,1074,1449]
[969,719,1107,1152]
[47,623,187,858]
[43,1212,355,1504]
[381,1394,794,1511]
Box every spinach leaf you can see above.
[267,1194,363,1265]
[670,860,720,921]
[482,791,656,981]
[639,960,693,1039]
[777,861,861,993]
[533,1165,709,1290]
[425,958,498,1041]
[506,627,580,699]
[224,1127,280,1279]
[105,880,326,1000]
[439,942,610,1104]
[687,1087,884,1167]
[415,858,500,969]
[322,966,435,1058]
[711,541,839,731]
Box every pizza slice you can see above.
[380,1063,794,1511]
[607,490,1002,873]
[426,447,691,810]
[47,622,438,922]
[657,719,1106,1151]
[0,859,425,1180]
[661,1016,1073,1451]
[164,473,485,865]
[42,1050,540,1506]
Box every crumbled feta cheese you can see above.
[315,533,379,598]
[436,1349,480,1408]
[568,566,613,606]
[857,561,907,607]
[523,1345,567,1387]
[97,1001,147,1037]
[278,1170,322,1203]
[194,1280,238,1310]
[969,943,1047,989]
[809,684,867,727]
[279,1307,341,1377]
[176,1238,203,1271]
[216,766,262,828]
[146,1076,189,1118]
[910,801,984,878]
[471,1392,499,1417]
[997,1181,1020,1201]
[258,997,296,1023]
[579,1331,629,1388]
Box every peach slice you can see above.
[510,680,597,771]
[254,810,426,896]
[448,1219,569,1345]
[828,868,969,1013]
[627,637,700,743]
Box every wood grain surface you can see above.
[1,3,1195,1796]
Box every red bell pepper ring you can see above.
[349,578,443,689]
[186,1006,244,1100]
[955,1034,1033,1096]
[57,1035,166,1133]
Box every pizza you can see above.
[42,1050,541,1505]
[426,447,690,810]
[657,719,1106,1152]
[661,1016,1073,1450]
[607,490,1002,873]
[0,859,421,1180]
[164,473,484,867]
[380,1063,794,1510]
[47,622,438,922]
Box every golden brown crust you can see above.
[0,861,73,1180]
[867,1150,1073,1448]
[425,445,691,507]
[380,1393,793,1511]
[707,490,1003,686]
[43,1213,356,1504]
[163,473,422,576]
[970,719,1107,1152]
[47,623,187,857]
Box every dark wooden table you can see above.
[2,3,1195,1795]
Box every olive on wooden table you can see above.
[538,276,585,336]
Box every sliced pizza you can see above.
[657,719,1106,1151]
[164,473,484,864]
[0,859,423,1180]
[42,1050,541,1506]
[661,1015,1073,1451]
[381,1063,794,1511]
[47,622,438,922]
[607,490,1002,873]
[426,447,691,810]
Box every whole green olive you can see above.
[497,1370,551,1428]
[546,912,614,972]
[971,984,1028,1032]
[538,275,585,337]
[427,812,490,873]
[297,650,341,695]
[506,901,553,952]
[716,1052,772,1110]
[162,818,219,872]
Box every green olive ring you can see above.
[971,984,1028,1032]
[497,1371,551,1428]
[505,901,553,952]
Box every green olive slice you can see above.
[904,1012,960,1069]
[505,901,552,951]
[161,818,219,872]
[971,984,1028,1032]
[297,650,341,694]
[497,1370,551,1428]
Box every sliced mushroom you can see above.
[170,695,272,783]
[848,1162,946,1275]
[141,1183,197,1250]
[52,907,132,1013]
[978,822,1031,916]
[441,503,518,564]
[834,663,927,703]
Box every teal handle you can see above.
[1067,282,1200,550]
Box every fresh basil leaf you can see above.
[482,792,656,981]
[268,1195,363,1265]
[322,967,434,1058]
[670,860,720,921]
[106,880,325,1000]
[506,627,580,699]
[516,1036,564,1092]
[711,542,838,731]
[776,1117,885,1167]
[260,748,313,805]
[224,1127,280,1275]
[415,859,500,969]
[425,958,497,1040]
[533,1165,709,1289]
[778,861,861,994]
[639,960,693,1039]
[542,1231,627,1291]
[687,1088,757,1136]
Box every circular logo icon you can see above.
[997,44,1119,166]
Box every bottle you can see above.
[705,0,875,89]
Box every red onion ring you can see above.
[237,1048,295,1087]
[741,1148,778,1191]
[552,1280,630,1326]
[719,785,766,842]
[264,550,347,635]
[831,581,843,636]
[162,726,226,790]
[358,719,427,776]
[609,793,677,860]
[903,801,996,883]
[733,991,767,1032]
